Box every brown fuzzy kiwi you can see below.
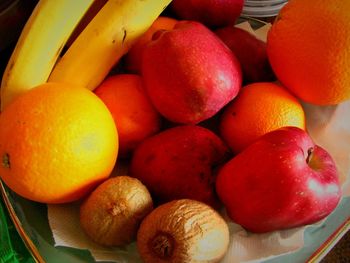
[137,199,230,263]
[79,175,153,246]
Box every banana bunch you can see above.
[0,0,94,110]
[49,0,173,91]
[1,0,172,110]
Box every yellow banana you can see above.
[48,0,172,91]
[0,0,94,111]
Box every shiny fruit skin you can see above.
[0,82,118,203]
[142,21,242,124]
[124,16,178,73]
[220,82,305,153]
[216,127,341,233]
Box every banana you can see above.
[48,0,173,91]
[0,0,95,111]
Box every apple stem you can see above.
[306,147,314,164]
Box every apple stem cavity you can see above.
[306,147,314,164]
[151,29,167,41]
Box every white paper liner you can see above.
[48,22,350,262]
[49,202,142,263]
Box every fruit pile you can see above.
[1,0,350,262]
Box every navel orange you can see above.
[220,82,305,153]
[267,0,350,105]
[0,82,118,204]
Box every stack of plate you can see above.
[242,0,288,18]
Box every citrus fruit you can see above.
[267,0,350,105]
[220,82,305,153]
[94,74,161,157]
[124,16,178,73]
[0,82,118,204]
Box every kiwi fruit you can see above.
[137,199,230,263]
[79,175,153,246]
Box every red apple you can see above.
[171,0,244,28]
[215,26,276,84]
[141,21,242,124]
[130,125,230,208]
[216,126,341,233]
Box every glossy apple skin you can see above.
[171,0,244,28]
[130,125,230,208]
[215,26,276,84]
[141,21,242,124]
[216,126,341,233]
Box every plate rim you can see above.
[2,178,350,263]
[0,179,44,263]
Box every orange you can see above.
[267,0,350,105]
[94,74,161,157]
[220,82,305,153]
[124,16,178,73]
[0,82,118,204]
